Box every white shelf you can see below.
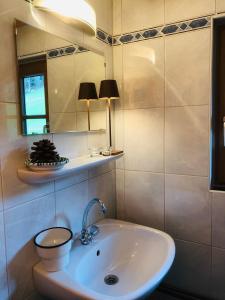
[18,154,123,184]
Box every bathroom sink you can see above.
[33,219,175,300]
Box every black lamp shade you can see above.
[78,82,98,100]
[99,80,120,99]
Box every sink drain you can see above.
[104,274,119,285]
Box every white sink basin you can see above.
[33,219,175,300]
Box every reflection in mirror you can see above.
[15,20,107,135]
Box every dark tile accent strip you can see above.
[65,46,76,54]
[162,24,179,34]
[189,18,208,29]
[25,0,211,47]
[180,23,188,30]
[97,30,107,41]
[112,16,211,46]
[47,45,88,59]
[96,28,113,45]
[120,34,133,43]
[18,44,88,60]
[143,29,158,38]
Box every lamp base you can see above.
[111,150,124,156]
[101,149,123,156]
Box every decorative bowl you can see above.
[25,157,69,171]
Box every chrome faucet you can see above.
[80,198,107,245]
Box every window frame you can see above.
[18,55,50,135]
[211,16,225,190]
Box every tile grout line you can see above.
[121,3,126,220]
[113,104,210,113]
[208,21,213,291]
[0,159,10,298]
[210,192,213,297]
[163,0,166,232]
[174,237,212,248]
[115,169,209,178]
[163,3,166,231]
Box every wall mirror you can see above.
[15,20,107,135]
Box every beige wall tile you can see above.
[124,170,164,230]
[165,29,210,107]
[16,25,47,57]
[5,194,55,300]
[0,15,18,103]
[124,108,164,172]
[165,0,215,24]
[50,113,77,132]
[0,0,20,14]
[52,132,88,159]
[47,55,76,114]
[165,105,209,176]
[45,31,70,50]
[56,181,89,235]
[87,131,108,154]
[90,110,107,131]
[165,174,211,244]
[76,112,89,131]
[212,192,225,248]
[114,109,124,169]
[88,161,115,179]
[0,1,46,31]
[123,38,164,109]
[212,247,225,300]
[0,212,8,300]
[54,170,88,192]
[113,0,122,35]
[113,46,123,110]
[216,0,225,12]
[87,0,113,34]
[88,171,116,221]
[116,169,125,219]
[0,104,54,209]
[165,239,211,297]
[44,11,83,46]
[122,0,164,33]
[74,51,105,99]
[2,150,54,209]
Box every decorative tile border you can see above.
[96,29,113,45]
[24,0,211,47]
[47,45,88,59]
[112,16,211,46]
[18,45,89,60]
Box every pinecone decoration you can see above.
[30,139,61,164]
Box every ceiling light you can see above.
[33,0,96,35]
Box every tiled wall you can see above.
[114,1,225,299]
[0,0,114,299]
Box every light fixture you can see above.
[99,80,123,155]
[78,82,98,131]
[33,0,96,35]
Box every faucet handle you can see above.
[99,200,107,214]
[80,229,92,245]
[89,225,99,236]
